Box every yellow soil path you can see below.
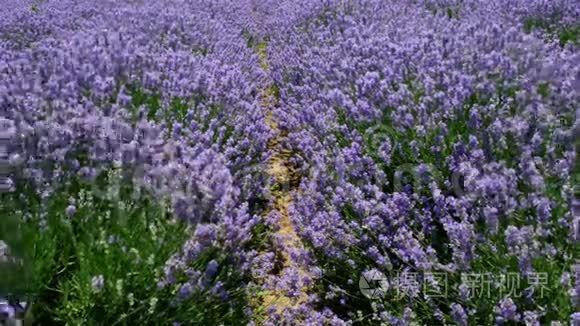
[255,42,310,319]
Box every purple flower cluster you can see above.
[1,0,578,324]
[266,0,577,323]
[2,0,273,309]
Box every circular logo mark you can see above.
[359,269,389,299]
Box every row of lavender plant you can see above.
[1,0,578,324]
[1,0,278,323]
[267,0,578,324]
[425,0,579,45]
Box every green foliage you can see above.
[557,25,580,46]
[0,175,251,325]
[524,17,580,46]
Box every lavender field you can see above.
[0,0,578,325]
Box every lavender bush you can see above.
[0,0,578,324]
[265,0,578,324]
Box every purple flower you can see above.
[65,205,77,217]
[450,303,468,326]
[571,312,580,324]
[178,283,193,300]
[0,299,15,319]
[495,297,520,322]
[205,260,219,278]
[523,311,540,326]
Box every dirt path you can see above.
[255,42,311,319]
